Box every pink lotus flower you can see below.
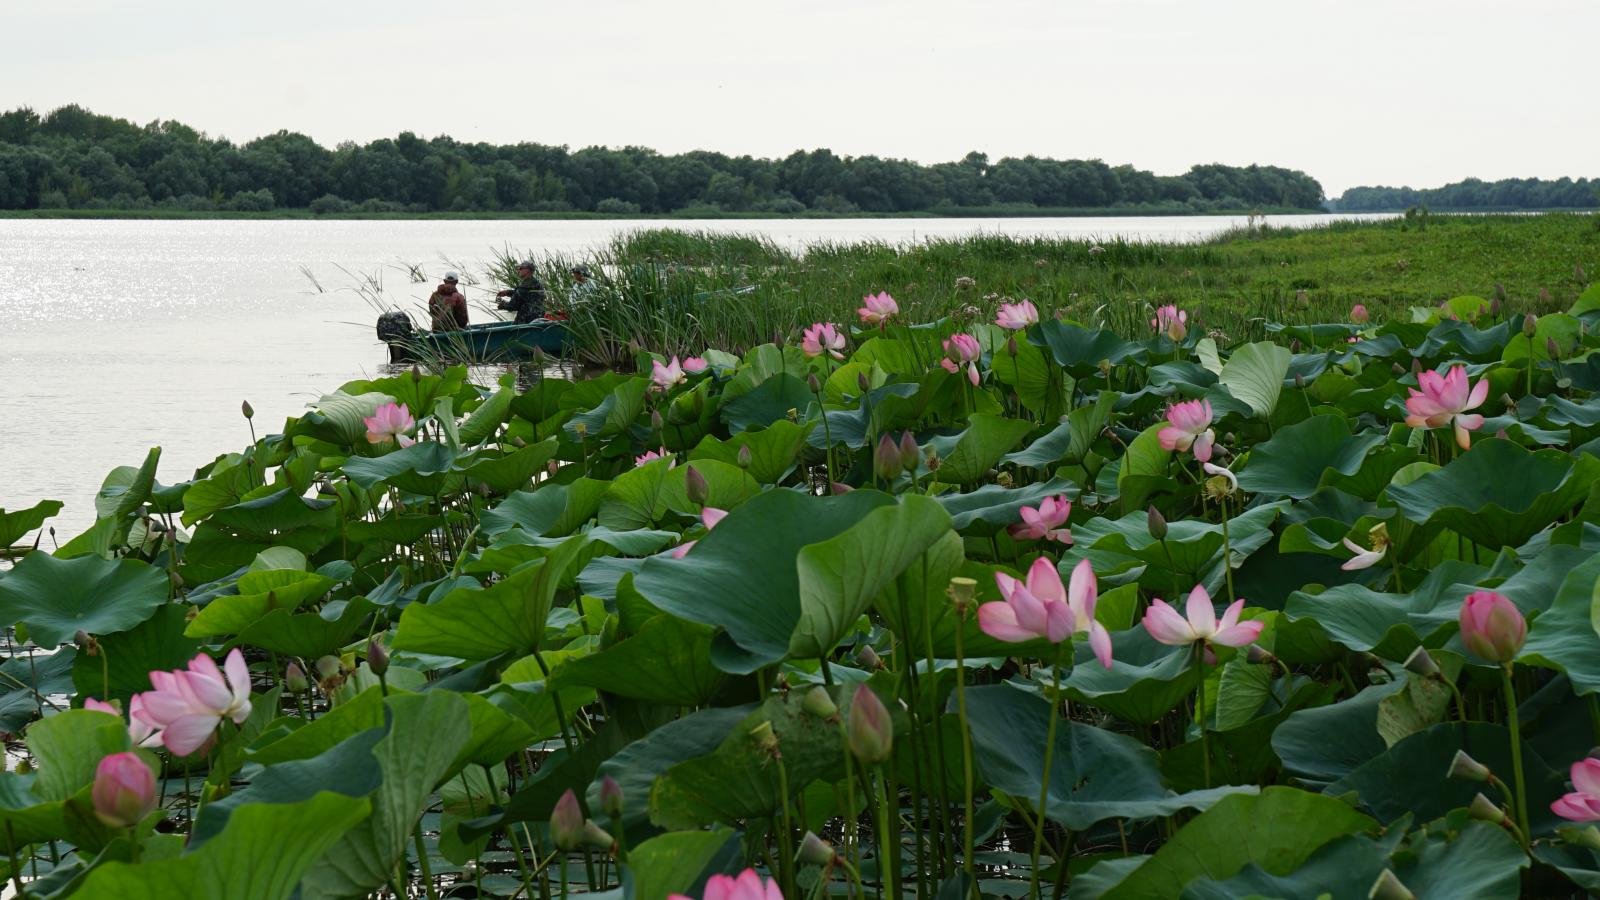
[801,322,846,360]
[1142,584,1262,648]
[847,684,893,764]
[670,868,785,900]
[995,299,1039,330]
[134,648,253,756]
[1340,537,1387,571]
[363,402,416,448]
[1064,558,1112,668]
[979,557,1074,644]
[651,357,686,391]
[1404,366,1488,450]
[1158,399,1215,462]
[858,291,899,325]
[672,507,728,558]
[92,752,156,828]
[126,694,161,748]
[1459,590,1526,663]
[636,447,674,467]
[1552,757,1600,823]
[83,697,118,714]
[1151,304,1187,341]
[940,333,982,386]
[1007,495,1072,544]
[1350,303,1370,324]
[682,356,709,375]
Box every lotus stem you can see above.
[1195,641,1211,790]
[1219,498,1236,605]
[414,822,438,900]
[1028,643,1066,900]
[1501,665,1531,848]
[953,608,977,891]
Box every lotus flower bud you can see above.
[1392,363,1406,376]
[749,721,781,758]
[1402,647,1439,678]
[807,373,821,393]
[1369,869,1415,900]
[284,660,309,693]
[1459,590,1526,663]
[241,400,254,420]
[1547,336,1561,360]
[315,655,343,681]
[1147,505,1168,540]
[1006,336,1019,356]
[650,409,664,431]
[802,686,839,720]
[551,789,585,850]
[411,365,422,382]
[848,684,893,765]
[858,371,871,393]
[898,432,919,472]
[874,433,903,480]
[1468,792,1509,825]
[92,752,157,828]
[736,445,752,469]
[797,831,837,866]
[685,465,710,505]
[598,775,624,819]
[513,436,527,448]
[1490,296,1502,317]
[75,630,99,655]
[1524,313,1538,337]
[947,576,977,614]
[366,637,389,676]
[773,331,785,348]
[1410,358,1422,375]
[1493,282,1507,303]
[532,346,546,368]
[1448,749,1492,783]
[856,645,883,671]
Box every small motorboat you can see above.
[376,313,570,363]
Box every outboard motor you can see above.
[376,311,413,343]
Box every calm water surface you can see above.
[0,214,1391,538]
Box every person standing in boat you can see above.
[496,260,546,323]
[428,272,469,331]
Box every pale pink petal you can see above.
[1191,430,1215,463]
[1088,621,1113,669]
[701,507,728,529]
[1466,377,1489,409]
[670,540,696,559]
[1067,558,1097,623]
[1044,601,1075,644]
[1024,557,1067,607]
[1211,619,1265,648]
[967,362,980,386]
[978,601,1036,643]
[160,713,222,757]
[1552,793,1600,823]
[1158,426,1192,452]
[1142,599,1195,645]
[83,698,118,714]
[1008,588,1050,636]
[1571,759,1600,797]
[1184,586,1218,639]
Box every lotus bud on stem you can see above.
[284,660,309,693]
[807,373,821,393]
[736,445,752,469]
[898,432,919,473]
[598,776,624,820]
[1147,505,1168,540]
[685,465,710,506]
[858,371,871,393]
[1523,313,1538,337]
[873,433,902,482]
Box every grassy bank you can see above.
[0,204,1327,221]
[502,212,1600,364]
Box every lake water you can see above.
[0,213,1392,539]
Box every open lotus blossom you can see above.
[134,648,253,756]
[672,507,728,558]
[669,868,785,900]
[1458,590,1526,663]
[995,299,1039,330]
[1007,495,1072,544]
[635,447,674,467]
[1551,757,1600,823]
[681,356,709,374]
[801,322,846,360]
[858,291,899,325]
[940,333,982,386]
[1350,303,1370,324]
[1341,536,1387,570]
[1158,399,1215,462]
[980,557,1075,644]
[650,357,686,391]
[1404,365,1488,450]
[1142,584,1262,648]
[1151,304,1187,341]
[363,401,416,448]
[1064,558,1113,668]
[92,752,157,828]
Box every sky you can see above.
[5,0,1597,196]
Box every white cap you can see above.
[443,271,459,282]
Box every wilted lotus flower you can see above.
[134,648,253,755]
[1142,584,1262,649]
[940,334,982,385]
[801,322,846,360]
[857,291,899,325]
[1340,527,1388,570]
[847,684,893,765]
[1158,399,1216,462]
[1007,495,1072,544]
[668,868,785,900]
[363,402,416,447]
[671,507,728,559]
[1350,303,1370,324]
[92,752,156,827]
[1404,366,1488,450]
[1551,757,1600,823]
[995,299,1039,330]
[651,357,687,391]
[1458,590,1526,663]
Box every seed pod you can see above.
[1467,793,1508,825]
[1402,647,1439,678]
[1369,870,1415,900]
[1447,749,1492,782]
[797,831,837,866]
[946,576,977,614]
[856,645,883,670]
[802,686,839,720]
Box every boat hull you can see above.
[386,320,570,363]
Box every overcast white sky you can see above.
[5,0,1596,195]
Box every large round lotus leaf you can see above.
[1237,414,1386,500]
[0,500,63,549]
[1218,341,1292,419]
[1517,551,1600,695]
[1064,629,1199,725]
[1384,439,1600,549]
[70,604,197,709]
[0,553,167,647]
[342,441,457,492]
[1031,320,1145,374]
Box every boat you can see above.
[377,314,570,363]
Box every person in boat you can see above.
[496,260,546,324]
[567,264,600,307]
[428,272,469,331]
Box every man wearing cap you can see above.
[568,264,599,308]
[428,272,469,331]
[496,260,546,324]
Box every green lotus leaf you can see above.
[1237,414,1386,500]
[628,827,742,900]
[341,441,457,493]
[1218,341,1292,419]
[0,500,63,549]
[554,613,724,706]
[453,438,558,493]
[934,476,1081,532]
[690,419,811,484]
[1031,320,1145,374]
[3,647,75,734]
[0,553,167,648]
[70,605,196,710]
[1064,629,1199,725]
[481,478,609,538]
[1070,502,1286,599]
[1003,391,1117,469]
[719,372,813,433]
[235,597,376,659]
[591,706,752,835]
[563,377,648,440]
[185,569,338,638]
[924,415,1035,486]
[1517,551,1600,695]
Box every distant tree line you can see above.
[1333,177,1600,211]
[0,104,1329,214]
